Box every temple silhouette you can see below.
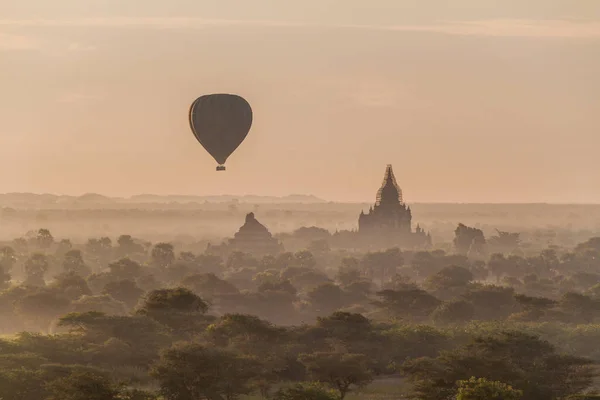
[357,165,431,249]
[228,212,283,256]
[210,165,430,256]
[207,212,283,257]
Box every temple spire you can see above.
[376,164,403,207]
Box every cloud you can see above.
[0,17,599,38]
[377,19,600,38]
[0,32,40,51]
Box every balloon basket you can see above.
[216,165,226,171]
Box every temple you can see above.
[358,165,431,248]
[227,212,283,256]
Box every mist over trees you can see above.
[0,205,600,399]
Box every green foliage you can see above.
[103,279,145,309]
[24,253,50,286]
[456,377,523,400]
[50,272,93,300]
[426,266,473,291]
[273,382,338,400]
[151,243,175,268]
[57,312,171,366]
[108,258,143,281]
[62,250,91,277]
[180,273,239,297]
[0,367,47,400]
[71,294,127,315]
[402,330,596,400]
[0,264,11,290]
[299,352,373,400]
[432,300,475,325]
[375,287,441,321]
[138,287,208,314]
[46,370,121,400]
[3,231,600,400]
[15,289,71,331]
[151,342,262,400]
[36,228,54,249]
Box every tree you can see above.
[432,300,475,325]
[151,243,175,269]
[361,248,403,287]
[55,239,73,259]
[488,230,521,254]
[136,274,161,292]
[116,235,145,258]
[120,389,160,400]
[375,288,441,321]
[425,265,473,300]
[138,287,208,314]
[181,273,239,298]
[36,228,54,249]
[454,224,485,257]
[103,279,145,309]
[137,287,211,336]
[314,313,383,363]
[0,246,17,272]
[282,267,331,290]
[226,251,260,270]
[0,367,47,400]
[63,250,91,277]
[299,352,373,400]
[402,331,596,400]
[151,342,261,400]
[559,292,600,324]
[294,250,317,269]
[336,262,362,287]
[58,312,170,367]
[195,253,225,275]
[308,239,331,256]
[15,289,71,332]
[456,377,523,400]
[85,237,113,266]
[462,284,517,321]
[50,272,93,300]
[273,383,338,400]
[71,294,127,315]
[258,279,297,296]
[307,283,347,315]
[24,253,50,286]
[46,370,121,400]
[427,266,473,288]
[207,314,284,351]
[108,258,143,281]
[0,265,11,290]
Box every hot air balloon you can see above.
[189,94,253,171]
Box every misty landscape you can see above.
[2,1,600,399]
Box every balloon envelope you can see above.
[189,94,253,167]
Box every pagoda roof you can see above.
[376,164,403,206]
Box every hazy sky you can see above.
[1,0,599,203]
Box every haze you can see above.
[1,0,599,203]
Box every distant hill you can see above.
[125,194,326,204]
[0,192,327,208]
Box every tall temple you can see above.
[358,165,431,248]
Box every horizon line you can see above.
[0,192,599,206]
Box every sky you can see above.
[0,0,599,203]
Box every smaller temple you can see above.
[228,212,283,256]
